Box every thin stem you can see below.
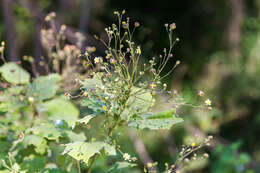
[87,154,97,173]
[77,160,81,173]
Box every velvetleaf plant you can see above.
[63,10,213,173]
[0,11,213,173]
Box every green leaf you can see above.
[0,86,27,112]
[0,62,30,84]
[23,135,48,154]
[66,131,86,142]
[81,97,105,113]
[82,74,102,91]
[29,122,63,141]
[26,74,61,101]
[103,143,117,156]
[123,87,152,119]
[62,141,116,164]
[146,108,177,119]
[107,161,137,173]
[76,114,96,125]
[43,98,79,128]
[127,87,152,112]
[21,155,46,172]
[128,109,183,130]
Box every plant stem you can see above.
[87,154,97,173]
[77,160,81,173]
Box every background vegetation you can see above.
[1,0,260,172]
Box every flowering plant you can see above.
[64,10,213,173]
[0,11,212,173]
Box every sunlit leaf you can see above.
[0,62,30,84]
[62,141,116,164]
[43,98,79,128]
[76,114,96,126]
[128,109,183,130]
[123,87,152,119]
[29,123,63,141]
[26,74,61,101]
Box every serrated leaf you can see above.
[23,135,48,154]
[43,98,79,128]
[107,161,137,173]
[62,141,116,164]
[128,109,183,130]
[26,74,61,101]
[0,62,30,84]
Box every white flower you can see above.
[94,57,103,64]
[205,99,212,106]
[123,153,130,160]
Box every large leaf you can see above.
[43,98,79,128]
[127,87,152,112]
[128,109,183,130]
[0,62,30,84]
[23,135,48,154]
[62,141,116,164]
[26,74,61,101]
[123,87,152,119]
[107,161,137,173]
